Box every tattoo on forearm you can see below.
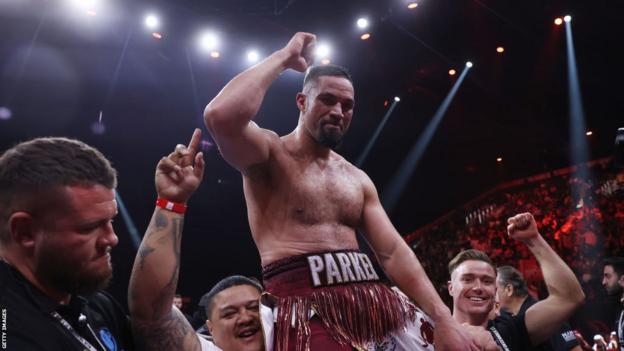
[133,309,200,351]
[137,211,170,269]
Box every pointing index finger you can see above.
[187,128,202,157]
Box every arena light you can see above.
[356,97,402,167]
[381,62,473,211]
[496,46,504,53]
[321,58,331,65]
[564,15,572,22]
[69,0,100,15]
[360,33,371,40]
[247,50,260,63]
[357,18,369,29]
[586,130,593,136]
[407,2,418,9]
[144,14,159,30]
[151,32,162,39]
[496,157,503,162]
[315,43,331,59]
[448,69,456,76]
[554,17,563,26]
[210,51,220,58]
[198,31,220,52]
[466,61,473,68]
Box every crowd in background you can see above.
[405,159,624,341]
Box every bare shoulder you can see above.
[333,153,376,191]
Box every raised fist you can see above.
[506,212,539,242]
[280,32,316,72]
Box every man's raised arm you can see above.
[128,129,205,351]
[507,213,585,346]
[203,32,315,172]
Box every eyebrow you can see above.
[318,92,354,103]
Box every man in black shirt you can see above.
[496,265,581,351]
[602,257,624,351]
[0,137,133,351]
[447,213,585,351]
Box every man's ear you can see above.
[505,284,514,297]
[7,211,37,250]
[447,280,454,296]
[296,92,306,113]
[618,274,624,287]
[206,319,213,335]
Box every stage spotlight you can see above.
[69,0,100,15]
[144,14,159,29]
[247,50,259,63]
[554,17,563,25]
[496,46,504,53]
[466,61,473,68]
[199,31,219,52]
[152,32,162,39]
[564,15,572,22]
[360,33,371,40]
[321,58,331,65]
[315,43,331,59]
[210,51,220,58]
[407,2,418,9]
[586,131,593,136]
[448,69,456,76]
[0,107,12,120]
[496,157,503,162]
[357,18,369,29]
[394,96,401,102]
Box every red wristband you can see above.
[156,198,187,214]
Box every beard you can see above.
[34,245,113,296]
[317,124,345,149]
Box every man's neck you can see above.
[453,309,489,328]
[290,125,332,159]
[505,295,528,316]
[3,254,71,305]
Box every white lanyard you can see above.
[50,311,105,351]
[619,309,624,350]
[489,325,512,351]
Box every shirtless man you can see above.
[203,31,482,351]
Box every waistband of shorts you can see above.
[261,249,364,281]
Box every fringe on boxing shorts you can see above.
[262,250,417,351]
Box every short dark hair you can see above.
[497,266,528,297]
[448,249,496,277]
[303,64,352,91]
[204,275,263,319]
[604,257,624,276]
[0,137,117,243]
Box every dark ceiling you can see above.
[1,0,622,301]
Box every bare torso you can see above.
[243,133,364,266]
